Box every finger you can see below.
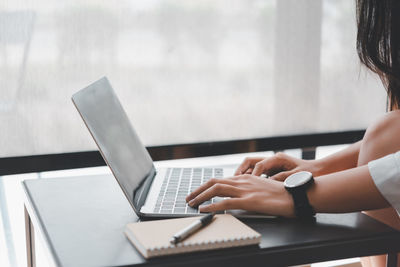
[229,174,251,181]
[185,178,238,202]
[252,154,289,177]
[234,157,265,175]
[234,158,253,175]
[188,184,241,207]
[234,169,242,176]
[251,160,267,176]
[199,198,245,212]
[269,170,295,181]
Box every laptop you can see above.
[72,77,275,218]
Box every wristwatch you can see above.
[283,171,315,218]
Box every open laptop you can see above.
[72,77,275,218]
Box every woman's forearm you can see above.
[313,141,362,176]
[308,164,390,213]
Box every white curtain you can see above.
[0,0,386,157]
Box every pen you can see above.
[170,213,215,245]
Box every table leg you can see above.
[24,205,35,267]
[387,253,398,267]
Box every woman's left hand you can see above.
[185,174,295,217]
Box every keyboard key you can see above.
[186,207,199,214]
[154,168,226,215]
[212,197,225,203]
[166,187,177,191]
[173,208,186,213]
[160,209,173,214]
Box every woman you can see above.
[186,0,400,266]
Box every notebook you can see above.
[124,214,261,258]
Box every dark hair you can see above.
[356,0,400,110]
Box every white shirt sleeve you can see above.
[368,151,400,216]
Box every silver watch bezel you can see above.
[283,171,313,188]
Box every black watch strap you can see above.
[290,189,315,218]
[284,171,316,219]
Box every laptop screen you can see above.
[72,77,154,211]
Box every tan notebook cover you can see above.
[124,214,261,258]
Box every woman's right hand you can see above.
[234,152,321,181]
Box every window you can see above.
[0,0,385,158]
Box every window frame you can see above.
[0,130,365,176]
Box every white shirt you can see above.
[368,151,400,216]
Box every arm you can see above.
[235,141,362,181]
[308,164,389,213]
[313,140,362,176]
[186,163,390,217]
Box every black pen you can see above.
[170,213,215,245]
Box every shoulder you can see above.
[366,110,400,138]
[363,110,400,155]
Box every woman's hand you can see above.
[234,152,321,181]
[185,174,295,217]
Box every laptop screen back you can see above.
[72,77,154,211]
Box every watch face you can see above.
[284,171,313,188]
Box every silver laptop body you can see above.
[72,77,274,218]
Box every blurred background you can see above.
[0,0,386,158]
[0,0,388,266]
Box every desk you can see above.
[22,174,400,267]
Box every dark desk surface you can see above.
[22,174,400,267]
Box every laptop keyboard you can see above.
[153,168,224,214]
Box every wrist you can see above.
[279,185,296,218]
[283,171,316,218]
[309,159,324,177]
[307,180,318,213]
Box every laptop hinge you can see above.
[133,165,157,212]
